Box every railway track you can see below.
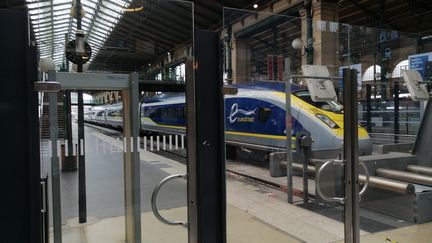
[85,123,297,195]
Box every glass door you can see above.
[40,73,149,243]
[222,7,351,242]
[349,24,432,242]
[39,1,194,242]
[130,1,193,242]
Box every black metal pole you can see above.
[187,30,226,243]
[63,90,77,172]
[63,32,77,171]
[406,103,409,134]
[379,0,388,124]
[366,84,372,132]
[64,33,73,161]
[76,0,87,223]
[65,33,69,72]
[305,0,313,65]
[343,68,360,243]
[77,90,86,223]
[394,83,399,143]
[300,135,311,204]
[302,148,308,204]
[65,92,73,155]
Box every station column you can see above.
[231,39,251,83]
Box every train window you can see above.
[143,105,185,119]
[162,107,173,118]
[159,106,184,119]
[294,90,343,113]
[108,109,122,117]
[142,107,152,117]
[149,110,156,118]
[258,107,272,122]
[149,108,162,118]
[180,105,186,119]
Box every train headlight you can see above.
[315,114,339,129]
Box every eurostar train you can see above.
[85,82,373,157]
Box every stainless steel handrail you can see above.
[358,161,370,200]
[151,174,188,227]
[316,160,346,204]
[315,160,370,204]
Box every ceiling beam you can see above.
[344,0,401,30]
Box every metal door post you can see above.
[123,73,141,243]
[394,83,399,143]
[49,92,62,243]
[343,69,360,243]
[187,30,226,243]
[366,84,372,132]
[77,90,87,223]
[285,57,293,204]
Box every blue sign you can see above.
[339,64,362,90]
[409,53,432,79]
[379,32,387,43]
[391,31,399,40]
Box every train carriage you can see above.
[85,82,373,157]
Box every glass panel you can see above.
[137,3,192,242]
[223,8,349,242]
[36,0,193,242]
[349,24,432,242]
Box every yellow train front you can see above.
[223,82,372,158]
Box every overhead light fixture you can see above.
[253,4,258,9]
[292,37,314,56]
[123,6,144,13]
[75,30,85,55]
[292,38,303,50]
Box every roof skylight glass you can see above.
[26,0,132,69]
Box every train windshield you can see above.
[294,90,344,113]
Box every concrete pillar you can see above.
[231,39,251,83]
[300,1,339,74]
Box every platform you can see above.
[43,124,298,242]
[56,205,300,243]
[43,124,432,242]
